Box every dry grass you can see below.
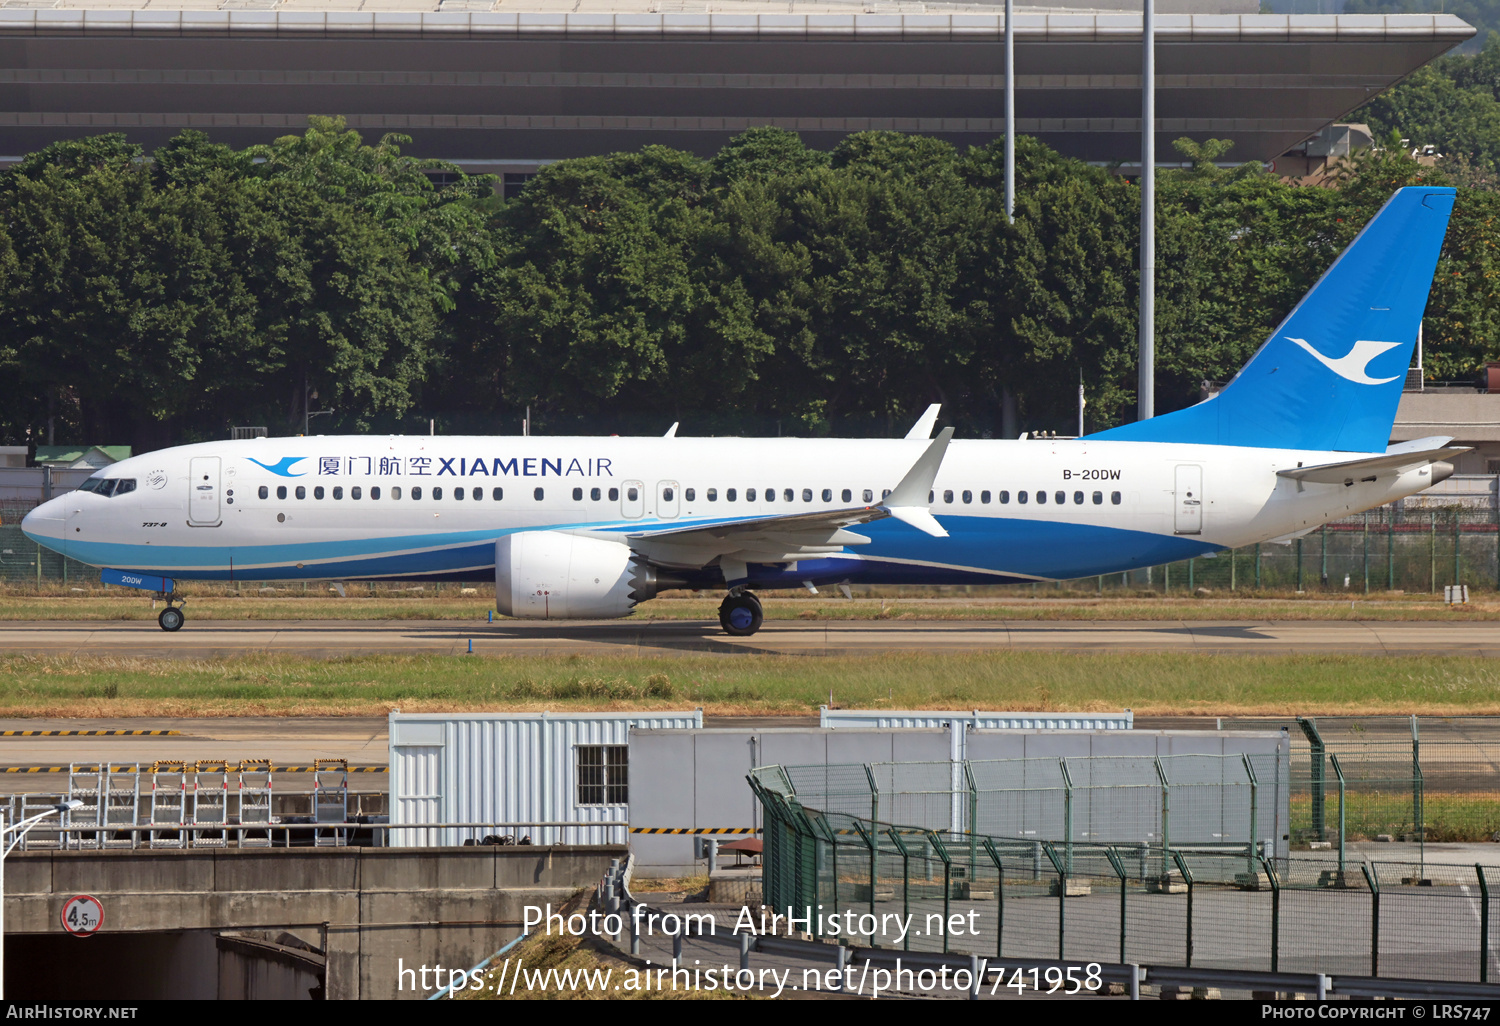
[6,650,1500,718]
[3,591,1500,622]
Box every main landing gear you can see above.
[156,594,186,632]
[718,591,763,637]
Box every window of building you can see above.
[258,485,268,500]
[503,172,536,200]
[276,485,287,500]
[577,745,628,805]
[1111,491,1122,505]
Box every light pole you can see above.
[303,370,334,436]
[1138,0,1156,422]
[1004,0,1015,223]
[1,800,82,999]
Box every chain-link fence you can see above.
[1040,509,1500,595]
[751,766,1500,981]
[781,754,1290,862]
[1211,716,1500,849]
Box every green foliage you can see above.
[4,119,1500,447]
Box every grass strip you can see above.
[5,650,1500,718]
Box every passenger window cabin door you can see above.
[621,480,645,519]
[188,456,222,527]
[657,480,680,519]
[1174,464,1203,536]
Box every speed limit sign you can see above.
[60,894,104,937]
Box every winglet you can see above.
[904,404,941,440]
[664,422,679,438]
[881,427,954,537]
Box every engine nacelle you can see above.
[495,531,640,619]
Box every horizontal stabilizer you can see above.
[1277,444,1470,484]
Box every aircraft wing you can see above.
[622,428,954,582]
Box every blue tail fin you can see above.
[1090,186,1456,453]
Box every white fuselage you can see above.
[21,434,1441,588]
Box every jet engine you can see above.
[495,531,642,619]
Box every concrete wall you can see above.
[3,844,620,1000]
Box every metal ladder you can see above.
[67,763,106,849]
[148,761,189,848]
[16,792,67,850]
[312,759,348,847]
[103,764,141,848]
[190,761,229,847]
[236,759,274,848]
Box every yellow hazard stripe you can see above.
[0,765,388,773]
[629,827,759,835]
[0,730,181,736]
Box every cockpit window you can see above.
[78,477,135,497]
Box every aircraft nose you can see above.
[20,496,66,544]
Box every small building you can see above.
[32,445,131,470]
[387,709,704,848]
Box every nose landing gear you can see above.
[718,591,763,636]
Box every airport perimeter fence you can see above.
[749,767,1500,983]
[1214,716,1500,850]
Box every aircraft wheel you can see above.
[158,606,185,632]
[719,593,763,637]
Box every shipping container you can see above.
[819,707,1134,731]
[388,710,702,847]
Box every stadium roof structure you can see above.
[0,5,1475,168]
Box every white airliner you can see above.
[22,187,1465,635]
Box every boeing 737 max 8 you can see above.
[21,187,1466,635]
